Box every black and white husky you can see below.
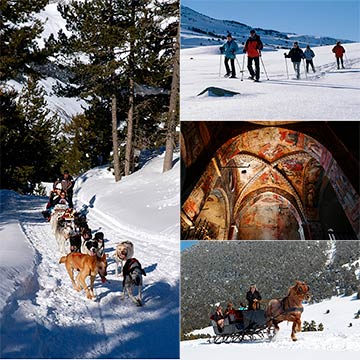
[81,232,105,257]
[121,258,146,306]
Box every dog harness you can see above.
[122,258,146,287]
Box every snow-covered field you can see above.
[180,43,360,120]
[181,294,360,359]
[0,154,180,359]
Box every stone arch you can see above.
[195,187,230,240]
[212,127,359,238]
[236,191,304,240]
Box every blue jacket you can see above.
[220,39,239,59]
[304,48,315,60]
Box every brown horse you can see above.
[266,280,311,341]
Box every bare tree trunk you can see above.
[125,2,135,176]
[125,77,134,176]
[163,23,180,173]
[111,93,121,182]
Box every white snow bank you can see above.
[74,152,180,240]
[0,191,36,317]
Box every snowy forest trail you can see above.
[0,189,179,358]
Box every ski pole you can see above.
[284,56,289,79]
[260,56,269,80]
[241,53,246,81]
[302,59,308,80]
[219,53,222,78]
[235,56,242,76]
[344,53,350,68]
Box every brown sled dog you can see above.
[59,253,108,299]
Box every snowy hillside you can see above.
[0,153,180,358]
[181,294,360,359]
[181,6,353,50]
[180,43,360,120]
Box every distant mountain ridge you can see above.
[181,6,354,49]
[181,241,360,333]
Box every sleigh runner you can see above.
[209,281,311,343]
[210,309,268,344]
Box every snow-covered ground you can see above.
[180,43,360,120]
[0,154,180,359]
[181,294,360,359]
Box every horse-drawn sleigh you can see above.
[210,281,311,344]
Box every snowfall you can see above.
[181,294,360,359]
[180,43,360,120]
[0,154,180,359]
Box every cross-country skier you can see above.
[332,41,346,69]
[304,45,316,73]
[284,42,305,79]
[219,33,239,78]
[243,29,263,82]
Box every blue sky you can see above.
[181,0,360,41]
[181,240,198,251]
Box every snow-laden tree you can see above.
[0,0,50,81]
[56,0,178,181]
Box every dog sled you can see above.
[210,310,268,344]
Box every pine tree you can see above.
[56,0,178,180]
[0,86,24,189]
[1,77,60,192]
[0,0,49,81]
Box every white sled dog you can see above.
[55,218,73,255]
[113,240,134,277]
[50,205,67,233]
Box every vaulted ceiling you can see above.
[181,122,360,240]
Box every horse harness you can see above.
[268,297,303,322]
[280,297,304,314]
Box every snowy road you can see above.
[0,158,180,358]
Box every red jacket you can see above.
[332,45,345,58]
[244,35,263,58]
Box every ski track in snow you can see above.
[0,194,179,359]
[180,43,360,120]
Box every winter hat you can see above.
[64,170,69,174]
[55,183,62,190]
[226,32,232,38]
[250,29,256,34]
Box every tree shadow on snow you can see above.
[0,193,49,226]
[0,279,180,359]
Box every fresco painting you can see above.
[182,125,359,240]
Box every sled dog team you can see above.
[49,204,145,305]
